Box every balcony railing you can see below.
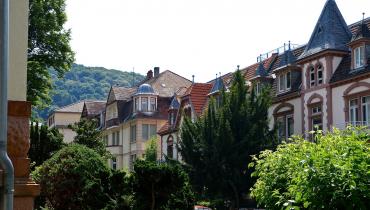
[106,118,119,128]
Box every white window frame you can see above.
[278,71,291,93]
[354,46,365,69]
[111,157,117,170]
[141,97,148,112]
[277,114,294,140]
[349,99,359,125]
[362,96,370,125]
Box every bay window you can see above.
[150,97,156,111]
[141,97,148,111]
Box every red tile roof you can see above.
[182,83,213,116]
[157,121,170,135]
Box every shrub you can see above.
[250,127,370,209]
[32,144,111,210]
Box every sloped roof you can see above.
[111,86,137,101]
[255,62,268,77]
[169,95,180,110]
[298,0,352,60]
[140,70,192,98]
[55,101,85,113]
[157,121,171,135]
[83,101,106,116]
[182,83,213,116]
[277,48,297,68]
[351,20,370,41]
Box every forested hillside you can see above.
[35,64,145,119]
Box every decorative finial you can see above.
[219,72,221,77]
[283,43,286,52]
[216,73,218,79]
[237,65,240,71]
[288,40,291,50]
[192,75,195,83]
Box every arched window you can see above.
[167,136,174,159]
[273,103,294,141]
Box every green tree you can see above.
[28,0,75,107]
[32,144,112,210]
[180,70,276,209]
[28,121,65,169]
[69,119,111,159]
[144,137,158,162]
[132,160,195,210]
[250,127,370,210]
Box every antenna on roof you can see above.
[192,75,195,83]
[288,41,291,50]
[363,12,365,23]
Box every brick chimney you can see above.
[154,67,160,77]
[147,70,153,79]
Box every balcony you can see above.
[106,118,119,128]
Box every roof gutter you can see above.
[0,0,15,209]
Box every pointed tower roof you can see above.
[255,62,268,77]
[298,0,352,59]
[278,43,297,67]
[169,94,180,110]
[209,76,225,95]
[351,19,370,41]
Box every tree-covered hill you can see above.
[35,63,145,119]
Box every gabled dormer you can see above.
[349,18,370,70]
[273,44,301,95]
[250,61,272,95]
[168,94,180,127]
[208,75,225,106]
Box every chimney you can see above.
[154,67,160,77]
[147,70,153,79]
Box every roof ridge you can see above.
[55,100,85,111]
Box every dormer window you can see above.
[278,71,291,93]
[354,46,365,69]
[133,84,158,113]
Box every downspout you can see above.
[0,0,14,209]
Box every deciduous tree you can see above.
[28,0,75,107]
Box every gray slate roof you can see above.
[298,0,352,60]
[255,62,268,77]
[209,76,225,94]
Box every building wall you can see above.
[269,97,302,135]
[58,128,76,144]
[9,0,28,101]
[104,118,166,170]
[161,132,180,160]
[332,78,370,129]
[48,112,81,143]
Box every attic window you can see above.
[317,25,323,34]
[354,46,365,69]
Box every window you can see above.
[167,136,174,159]
[150,97,156,111]
[169,112,175,125]
[278,72,291,93]
[111,157,117,170]
[112,131,120,146]
[130,125,136,143]
[129,154,137,171]
[142,124,157,140]
[362,96,370,125]
[310,66,315,87]
[317,64,323,85]
[309,64,325,88]
[354,46,365,69]
[134,98,139,112]
[311,104,323,131]
[255,82,261,95]
[276,115,294,140]
[141,97,148,111]
[349,99,359,125]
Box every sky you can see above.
[65,0,370,82]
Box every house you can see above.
[47,101,85,143]
[158,82,214,160]
[48,100,105,143]
[159,0,370,159]
[81,100,106,128]
[102,68,192,170]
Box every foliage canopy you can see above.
[250,127,370,210]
